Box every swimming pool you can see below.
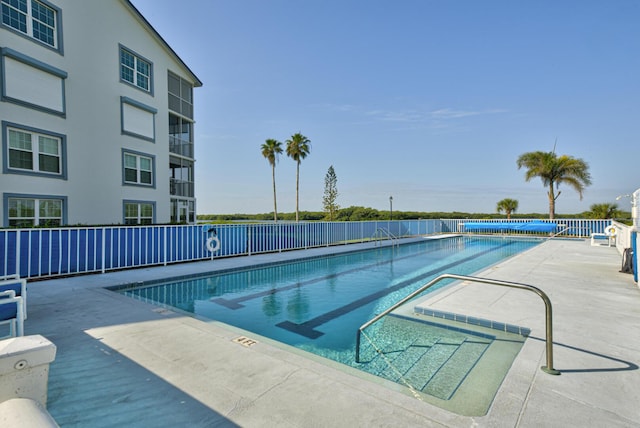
[116,236,539,412]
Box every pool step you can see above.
[421,340,488,399]
[360,316,491,400]
[402,342,460,389]
[377,343,435,381]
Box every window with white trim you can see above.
[123,152,153,186]
[1,0,58,48]
[124,202,153,225]
[8,197,62,227]
[7,127,61,175]
[120,47,151,92]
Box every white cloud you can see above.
[324,103,507,126]
[430,108,508,120]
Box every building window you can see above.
[1,0,59,48]
[6,126,62,175]
[7,196,63,227]
[168,72,193,118]
[124,201,154,225]
[123,151,154,187]
[120,46,152,93]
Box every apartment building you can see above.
[0,0,202,226]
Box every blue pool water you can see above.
[118,236,539,400]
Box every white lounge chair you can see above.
[0,277,27,319]
[0,290,24,338]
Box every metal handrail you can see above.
[355,273,560,375]
[548,224,570,239]
[371,227,399,247]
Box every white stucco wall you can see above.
[0,0,199,225]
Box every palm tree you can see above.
[496,198,518,220]
[587,203,619,219]
[516,150,591,220]
[261,139,283,222]
[285,132,311,222]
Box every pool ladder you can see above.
[355,273,560,375]
[371,227,399,247]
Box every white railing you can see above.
[612,220,633,255]
[0,220,440,279]
[611,221,638,284]
[0,226,210,279]
[0,218,612,280]
[441,218,611,238]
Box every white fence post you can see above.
[15,230,20,278]
[101,228,106,273]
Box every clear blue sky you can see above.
[132,0,639,215]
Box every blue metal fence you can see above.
[0,219,609,280]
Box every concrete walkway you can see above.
[23,238,640,427]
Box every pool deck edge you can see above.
[22,237,640,427]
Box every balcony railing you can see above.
[169,136,194,158]
[170,178,194,198]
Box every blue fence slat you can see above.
[0,231,18,277]
[104,228,113,270]
[215,225,246,256]
[18,231,29,277]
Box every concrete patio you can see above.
[22,237,640,427]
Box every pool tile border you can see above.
[388,313,496,340]
[414,307,531,337]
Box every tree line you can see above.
[255,138,629,224]
[198,206,630,223]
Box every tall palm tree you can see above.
[285,133,311,222]
[261,138,283,222]
[496,198,518,220]
[517,150,591,220]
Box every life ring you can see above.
[206,236,221,252]
[604,225,617,237]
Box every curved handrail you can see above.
[548,225,570,239]
[355,273,560,375]
[371,227,399,247]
